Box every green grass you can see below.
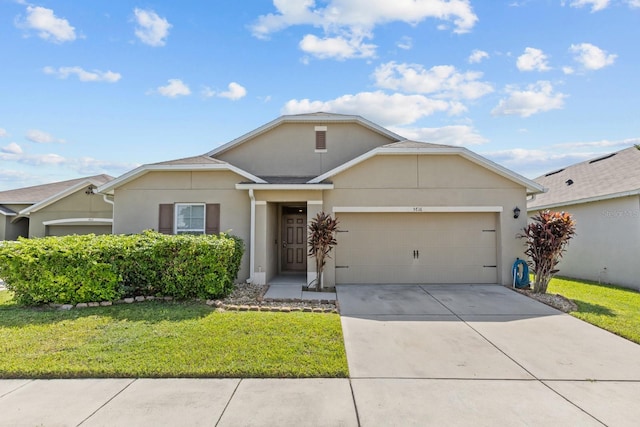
[548,277,640,344]
[0,291,348,379]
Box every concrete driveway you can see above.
[338,284,640,426]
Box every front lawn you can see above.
[548,277,640,344]
[0,291,348,378]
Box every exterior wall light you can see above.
[513,206,521,219]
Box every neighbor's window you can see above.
[175,203,205,234]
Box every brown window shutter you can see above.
[158,204,174,234]
[205,203,220,235]
[316,130,326,150]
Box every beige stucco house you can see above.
[98,113,544,287]
[528,146,640,290]
[0,174,114,240]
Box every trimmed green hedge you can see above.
[0,231,244,306]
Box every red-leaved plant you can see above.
[520,210,576,294]
[307,212,339,292]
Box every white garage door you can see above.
[335,212,498,284]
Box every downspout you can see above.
[248,189,255,284]
[102,194,114,206]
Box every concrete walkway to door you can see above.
[337,284,640,426]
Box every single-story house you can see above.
[98,113,544,287]
[528,146,640,290]
[0,174,114,240]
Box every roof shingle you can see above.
[529,146,640,209]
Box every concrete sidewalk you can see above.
[1,284,640,426]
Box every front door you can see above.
[282,212,307,271]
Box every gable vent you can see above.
[566,179,574,186]
[589,153,616,164]
[315,126,327,151]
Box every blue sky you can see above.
[1,0,639,191]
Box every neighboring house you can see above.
[0,174,114,240]
[98,113,544,287]
[528,146,640,290]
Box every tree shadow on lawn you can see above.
[572,299,615,317]
[0,299,213,328]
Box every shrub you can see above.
[307,212,339,292]
[0,231,244,305]
[519,210,576,294]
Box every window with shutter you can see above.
[158,204,174,234]
[205,204,220,234]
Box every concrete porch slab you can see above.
[341,315,533,379]
[216,379,358,427]
[351,379,603,426]
[463,314,640,380]
[82,379,240,427]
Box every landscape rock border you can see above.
[510,286,578,313]
[46,283,339,313]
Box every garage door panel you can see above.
[335,212,497,284]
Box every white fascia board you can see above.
[460,149,545,195]
[0,211,16,217]
[333,206,504,213]
[207,114,405,157]
[235,183,334,190]
[19,179,95,216]
[309,146,546,195]
[527,189,640,212]
[97,164,266,195]
[43,218,113,226]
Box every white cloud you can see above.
[18,6,76,43]
[516,47,551,72]
[282,91,459,127]
[373,62,494,100]
[562,66,575,75]
[482,148,596,178]
[492,81,567,117]
[134,8,171,47]
[553,137,640,150]
[1,142,23,154]
[43,66,121,83]
[629,0,640,7]
[389,125,488,146]
[299,33,376,60]
[468,49,489,64]
[219,82,247,100]
[26,129,65,144]
[155,79,191,98]
[397,36,413,50]
[566,0,610,12]
[0,128,7,138]
[570,43,616,70]
[251,0,478,59]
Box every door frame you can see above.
[279,205,308,273]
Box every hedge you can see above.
[0,231,244,306]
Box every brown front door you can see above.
[282,213,307,271]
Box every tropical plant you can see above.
[307,212,339,292]
[520,210,576,294]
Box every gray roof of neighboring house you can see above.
[529,146,640,209]
[257,176,318,184]
[0,174,114,204]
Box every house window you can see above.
[315,126,327,152]
[175,203,205,234]
[158,203,220,235]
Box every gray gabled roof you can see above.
[0,174,113,204]
[207,112,406,157]
[150,155,227,166]
[529,146,640,210]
